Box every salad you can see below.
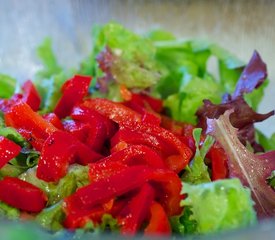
[0,22,274,237]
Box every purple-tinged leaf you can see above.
[232,51,267,99]
[206,110,275,218]
[196,97,274,152]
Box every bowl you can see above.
[0,0,274,239]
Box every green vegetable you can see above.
[0,74,17,98]
[0,201,20,219]
[256,130,275,152]
[36,201,65,231]
[182,128,214,184]
[19,164,89,206]
[91,22,164,89]
[180,178,257,234]
[35,38,62,80]
[266,170,275,188]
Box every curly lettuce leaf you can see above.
[0,201,20,219]
[93,23,163,91]
[207,110,275,217]
[256,130,275,152]
[19,164,89,206]
[182,128,214,184]
[35,201,65,231]
[180,179,257,234]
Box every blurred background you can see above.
[0,0,274,136]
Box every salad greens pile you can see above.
[0,22,274,237]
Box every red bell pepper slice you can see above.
[118,183,155,235]
[0,177,47,212]
[64,166,182,217]
[42,113,64,130]
[36,130,102,182]
[111,129,162,154]
[89,161,128,182]
[82,98,141,128]
[144,201,171,235]
[54,75,92,119]
[208,145,228,180]
[63,119,91,143]
[131,93,163,113]
[71,106,117,151]
[0,136,21,169]
[21,80,41,111]
[4,102,57,150]
[91,145,166,171]
[0,93,23,113]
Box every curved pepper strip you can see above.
[37,131,102,182]
[4,101,57,150]
[42,113,64,130]
[54,75,92,119]
[0,136,21,169]
[64,166,182,216]
[144,201,171,235]
[0,177,47,212]
[82,98,142,128]
[118,183,155,235]
[71,106,117,151]
[91,145,166,171]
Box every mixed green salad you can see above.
[0,22,274,237]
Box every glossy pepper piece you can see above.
[144,201,171,235]
[91,145,166,170]
[42,113,64,130]
[4,102,57,150]
[82,98,141,128]
[64,166,182,216]
[118,183,155,235]
[21,80,41,111]
[54,75,92,119]
[36,130,102,182]
[208,145,228,180]
[0,177,47,212]
[0,136,21,169]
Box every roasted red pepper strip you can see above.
[71,106,117,151]
[92,145,166,170]
[64,166,182,216]
[131,93,163,113]
[21,80,41,111]
[42,113,64,130]
[118,183,155,235]
[4,102,57,150]
[0,136,21,169]
[36,131,102,182]
[144,201,171,235]
[83,98,141,128]
[208,145,228,180]
[0,177,47,212]
[54,75,92,119]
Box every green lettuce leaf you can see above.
[35,201,65,231]
[256,130,275,152]
[182,128,214,184]
[0,74,17,99]
[19,164,89,206]
[93,22,164,89]
[35,38,62,80]
[180,178,257,234]
[0,201,20,219]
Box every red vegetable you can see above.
[21,80,41,111]
[4,102,57,150]
[118,183,155,235]
[0,136,21,169]
[144,201,171,235]
[42,113,64,130]
[54,75,92,119]
[36,130,102,182]
[0,177,47,212]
